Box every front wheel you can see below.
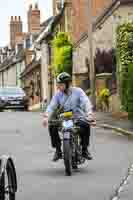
[0,169,15,200]
[0,157,17,200]
[63,139,72,176]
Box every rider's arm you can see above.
[78,88,93,114]
[45,94,59,120]
[77,88,96,124]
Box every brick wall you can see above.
[72,0,112,43]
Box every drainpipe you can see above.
[2,71,4,86]
[41,42,50,103]
[87,0,96,110]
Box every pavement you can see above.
[96,112,133,138]
[109,162,133,200]
[96,112,133,200]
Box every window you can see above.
[26,38,31,49]
[85,57,90,73]
[17,44,23,51]
[16,44,23,54]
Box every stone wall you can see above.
[73,73,89,88]
[1,65,17,87]
[21,65,41,107]
[73,5,133,77]
[73,38,89,76]
[73,4,133,86]
[109,93,121,113]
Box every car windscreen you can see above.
[0,88,25,96]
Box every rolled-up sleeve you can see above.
[79,89,93,114]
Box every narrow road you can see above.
[0,111,133,200]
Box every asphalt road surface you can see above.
[0,111,133,200]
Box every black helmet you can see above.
[56,72,72,84]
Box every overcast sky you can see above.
[0,0,52,46]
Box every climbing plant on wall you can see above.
[116,22,133,119]
[52,32,73,76]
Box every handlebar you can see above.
[48,118,96,126]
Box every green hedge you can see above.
[116,22,133,119]
[127,64,133,120]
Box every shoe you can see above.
[52,150,62,162]
[82,149,93,160]
[72,164,78,169]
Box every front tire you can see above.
[0,160,16,200]
[63,140,72,176]
[23,105,29,111]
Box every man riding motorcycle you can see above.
[42,72,96,161]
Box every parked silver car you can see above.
[0,87,29,111]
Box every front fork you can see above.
[63,130,74,156]
[71,134,79,167]
[63,130,78,162]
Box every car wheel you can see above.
[24,105,29,111]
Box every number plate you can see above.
[10,101,20,105]
[63,132,70,139]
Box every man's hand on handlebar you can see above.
[87,113,96,126]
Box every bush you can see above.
[52,32,73,76]
[116,23,133,120]
[99,88,110,99]
[127,64,133,120]
[98,88,110,111]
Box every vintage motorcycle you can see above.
[51,111,88,176]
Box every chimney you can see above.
[35,3,38,9]
[11,16,13,21]
[29,4,32,10]
[27,3,40,34]
[53,0,62,15]
[10,15,23,49]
